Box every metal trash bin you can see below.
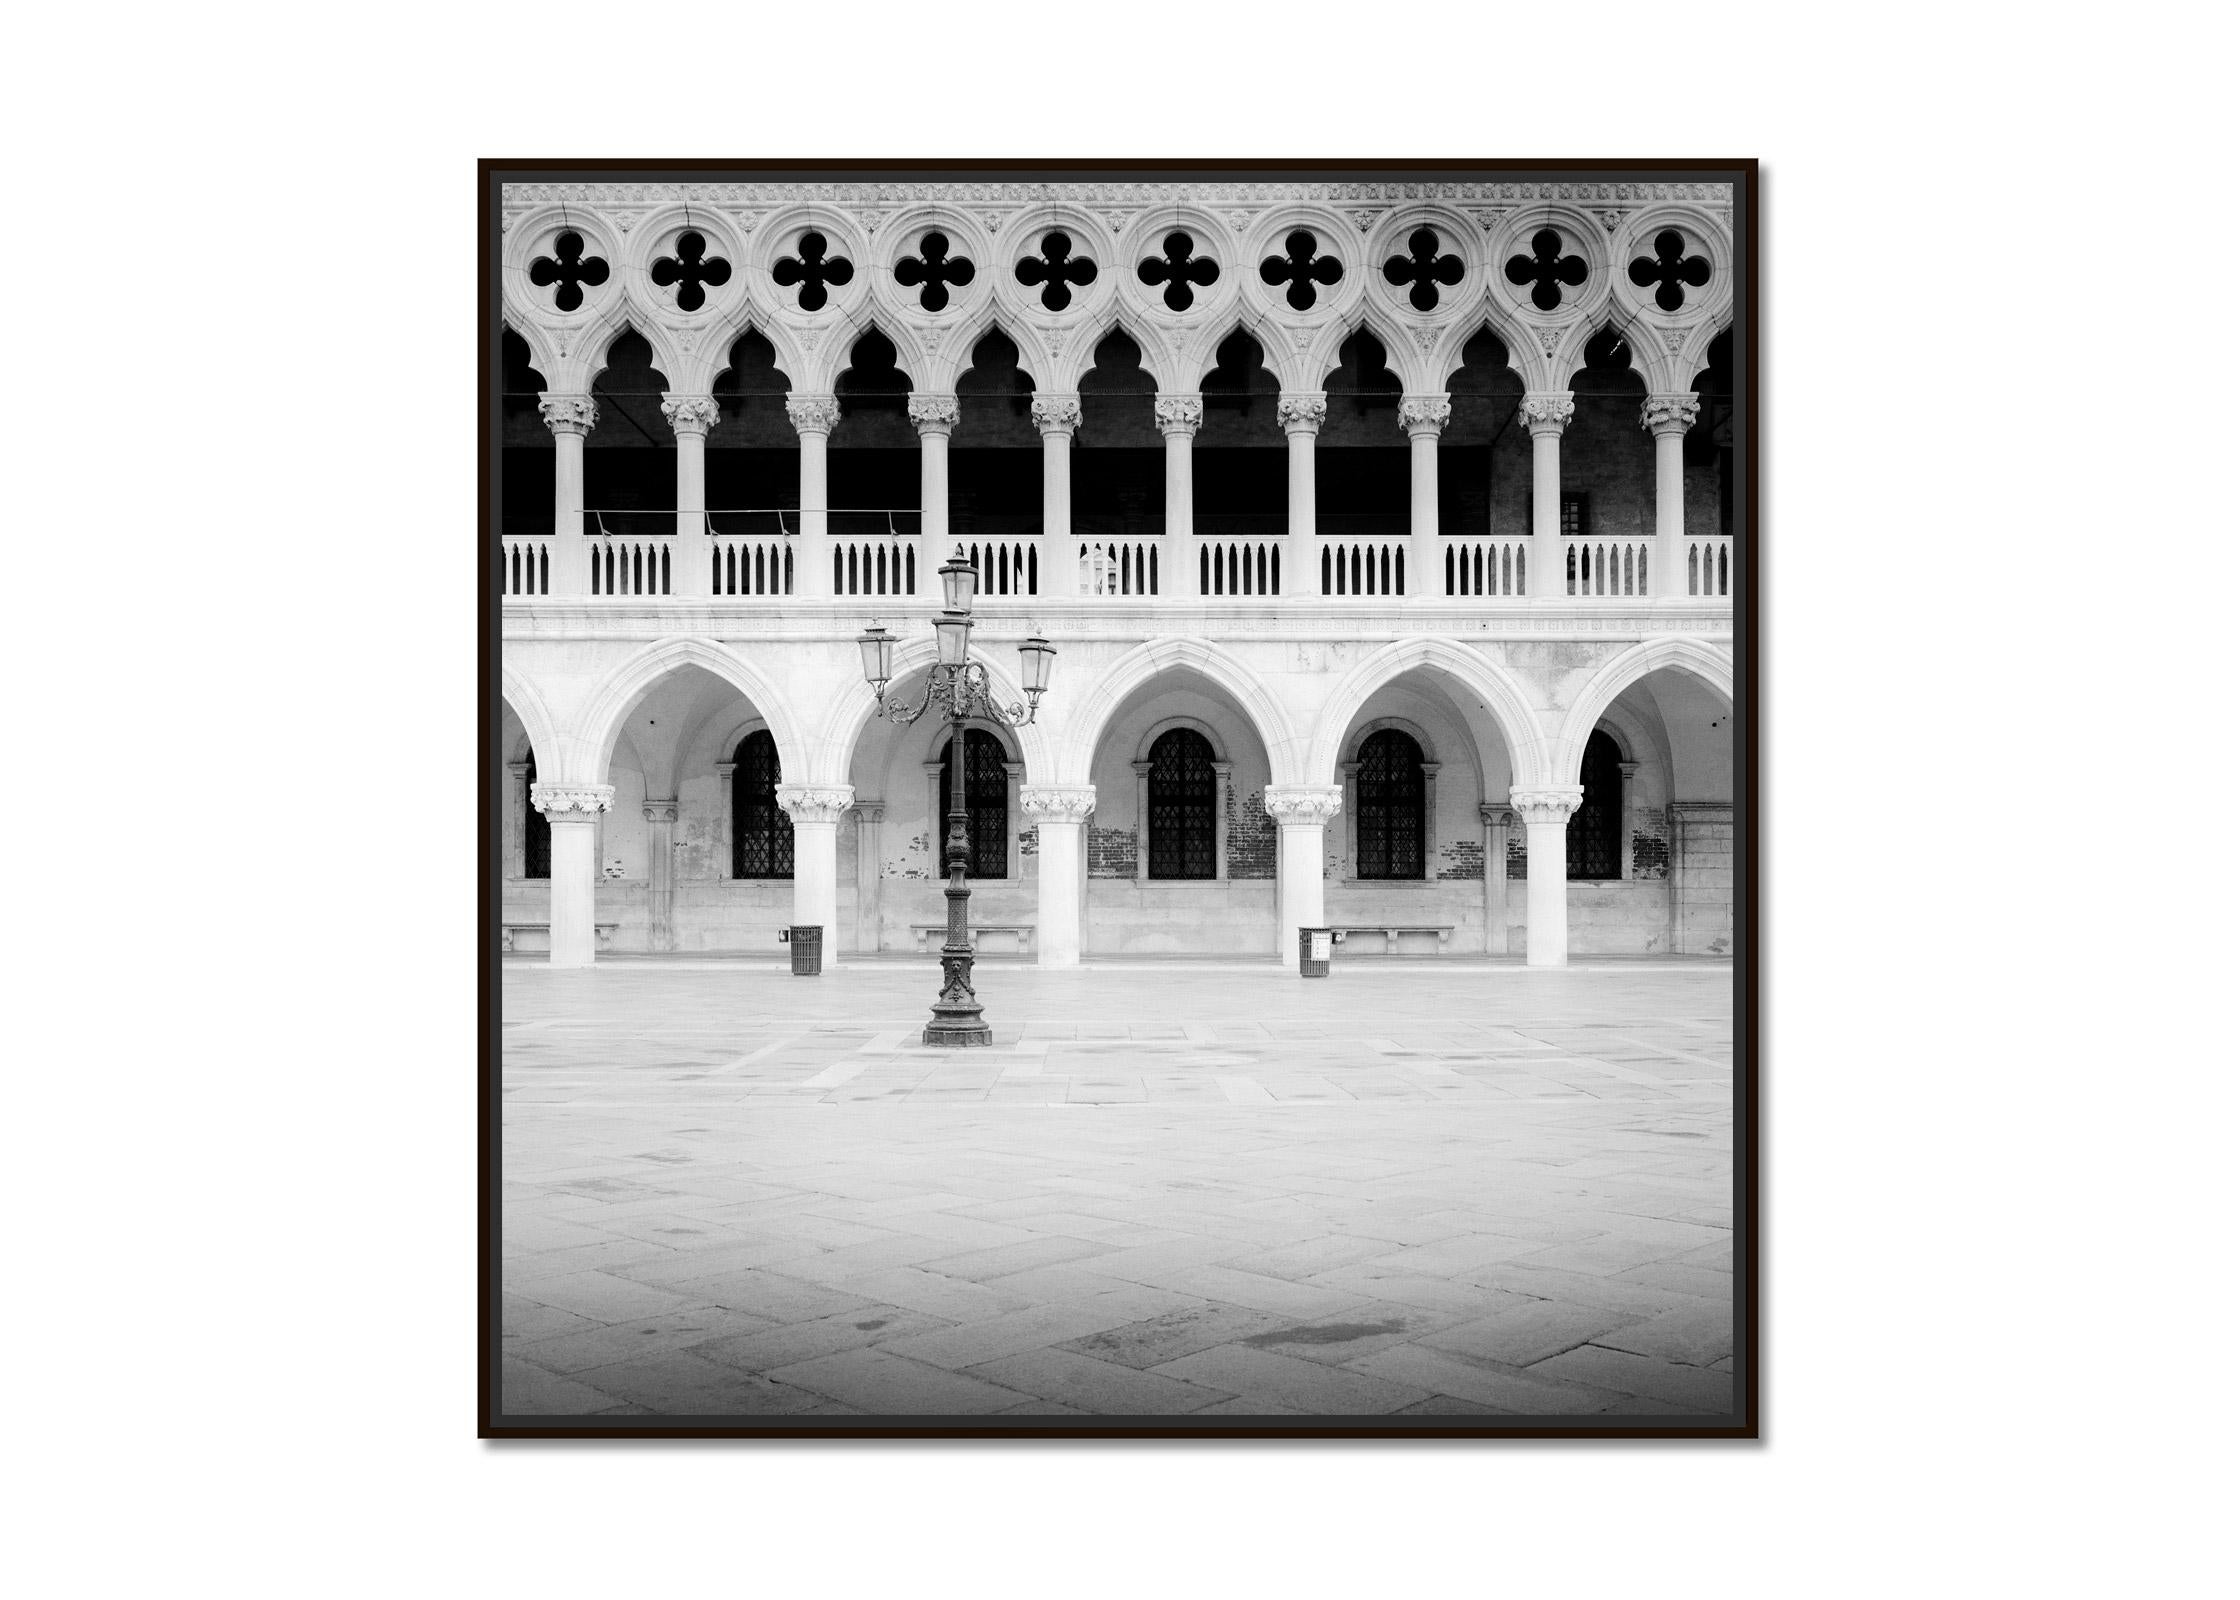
[1298,926,1333,978]
[783,924,823,976]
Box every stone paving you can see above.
[498,960,1738,1422]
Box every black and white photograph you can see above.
[484,160,1754,1434]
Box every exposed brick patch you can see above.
[1016,827,1038,860]
[1088,826,1137,879]
[1437,840,1484,881]
[1630,813,1669,880]
[1226,786,1277,879]
[1506,834,1527,880]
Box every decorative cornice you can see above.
[1154,395,1204,436]
[1509,786,1584,825]
[1398,397,1452,437]
[1640,393,1701,437]
[1518,394,1576,436]
[660,394,719,437]
[530,782,614,818]
[1277,394,1327,434]
[642,800,679,824]
[775,783,855,824]
[1019,785,1097,822]
[1262,785,1345,824]
[537,393,598,436]
[785,395,842,435]
[505,180,1737,213]
[907,394,961,435]
[1030,394,1082,434]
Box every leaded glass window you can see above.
[523,755,550,880]
[733,729,793,879]
[1567,727,1623,880]
[937,729,1010,879]
[1147,728,1216,880]
[1355,729,1425,879]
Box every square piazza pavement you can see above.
[498,960,1737,1423]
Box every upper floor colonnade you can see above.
[498,181,1736,606]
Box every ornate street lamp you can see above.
[859,548,1054,1047]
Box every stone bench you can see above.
[501,922,619,953]
[1331,925,1454,955]
[910,923,1036,954]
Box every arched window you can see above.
[733,729,793,879]
[523,754,550,880]
[1355,729,1426,879]
[936,728,1009,879]
[1147,728,1216,879]
[1568,728,1624,880]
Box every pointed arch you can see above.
[1550,637,1734,790]
[567,635,806,787]
[1304,636,1544,799]
[1054,636,1299,787]
[809,633,1054,788]
[500,662,561,771]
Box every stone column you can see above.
[531,782,613,967]
[787,394,840,599]
[505,761,529,876]
[1512,786,1582,967]
[852,800,885,954]
[909,394,959,548]
[539,394,597,596]
[1420,761,1441,881]
[1211,760,1234,881]
[1002,760,1024,880]
[1399,397,1450,598]
[1131,760,1153,883]
[1021,785,1096,967]
[1032,394,1081,574]
[714,760,736,879]
[662,393,717,598]
[1520,394,1575,598]
[1263,786,1343,963]
[1480,802,1515,956]
[1157,395,1202,595]
[1617,760,1641,881]
[1338,760,1361,878]
[1642,394,1700,597]
[776,784,854,959]
[1279,394,1326,542]
[643,799,678,951]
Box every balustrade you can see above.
[1563,537,1655,599]
[588,531,673,596]
[1199,537,1282,597]
[1685,535,1733,597]
[1445,537,1530,597]
[501,534,551,597]
[1077,539,1160,597]
[1319,536,1408,598]
[710,530,793,596]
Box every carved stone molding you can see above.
[1277,394,1327,434]
[775,783,855,824]
[907,394,961,435]
[784,395,842,435]
[1517,394,1576,436]
[1030,394,1082,434]
[1398,397,1452,437]
[642,799,680,825]
[1019,784,1097,822]
[660,394,720,437]
[531,782,614,818]
[537,393,598,436]
[1154,395,1204,436]
[1262,785,1345,824]
[1640,393,1701,437]
[1478,802,1516,827]
[1510,786,1584,825]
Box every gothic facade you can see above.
[495,178,1740,966]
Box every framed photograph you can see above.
[483,158,1756,1437]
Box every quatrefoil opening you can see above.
[1628,229,1712,313]
[774,231,855,312]
[1138,231,1220,312]
[1260,229,1342,312]
[528,230,609,313]
[1382,227,1464,313]
[895,231,976,312]
[1015,231,1097,312]
[650,230,732,313]
[1504,228,1588,312]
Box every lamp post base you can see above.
[924,945,994,1047]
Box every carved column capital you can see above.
[1509,786,1584,825]
[1479,802,1516,827]
[852,801,887,824]
[908,393,961,436]
[1640,393,1701,437]
[714,761,736,780]
[774,783,855,825]
[1154,394,1204,437]
[1277,393,1327,435]
[1617,761,1642,781]
[1030,393,1082,435]
[1130,760,1154,779]
[1518,393,1576,437]
[1398,396,1452,438]
[642,799,679,825]
[531,782,614,819]
[1262,785,1345,825]
[506,760,530,782]
[538,393,598,437]
[660,393,719,438]
[785,394,842,436]
[1019,785,1097,823]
